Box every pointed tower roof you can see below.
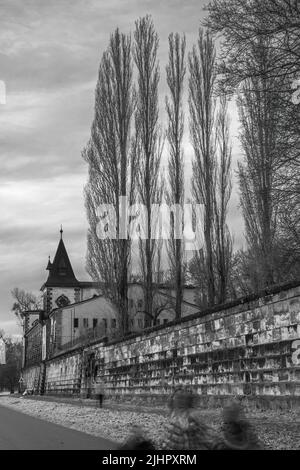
[43,228,80,288]
[46,256,52,271]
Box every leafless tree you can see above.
[11,288,41,328]
[82,28,135,337]
[189,28,217,306]
[187,249,209,308]
[135,293,174,327]
[213,95,233,303]
[205,0,300,176]
[205,0,300,88]
[165,33,186,320]
[133,15,164,325]
[205,1,300,290]
[237,53,284,287]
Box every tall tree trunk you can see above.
[189,28,216,307]
[83,29,134,337]
[134,15,162,326]
[166,33,186,321]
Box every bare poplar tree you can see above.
[188,248,210,308]
[205,0,300,290]
[238,77,279,288]
[83,29,135,337]
[133,15,163,325]
[213,96,233,303]
[189,28,216,307]
[205,0,300,86]
[165,33,186,320]
[237,37,285,288]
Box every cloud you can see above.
[0,173,90,336]
[0,0,245,337]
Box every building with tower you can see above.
[21,228,200,392]
[41,227,101,314]
[23,228,111,373]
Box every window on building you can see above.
[103,318,107,333]
[56,294,70,308]
[93,318,98,328]
[137,318,143,329]
[83,318,89,328]
[74,318,79,328]
[137,299,143,310]
[163,319,168,325]
[111,318,116,329]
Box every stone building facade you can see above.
[48,295,119,355]
[24,323,42,367]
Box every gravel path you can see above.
[0,395,299,449]
[0,396,166,447]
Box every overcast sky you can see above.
[0,0,245,338]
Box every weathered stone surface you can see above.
[23,283,300,408]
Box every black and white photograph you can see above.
[0,0,299,455]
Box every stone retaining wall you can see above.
[22,364,42,393]
[45,351,82,395]
[91,283,300,408]
[24,282,300,409]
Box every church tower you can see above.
[41,227,81,314]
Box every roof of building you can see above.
[49,294,106,316]
[24,317,43,337]
[78,281,104,289]
[40,229,107,291]
[42,229,80,289]
[23,309,44,315]
[157,289,199,308]
[128,281,197,290]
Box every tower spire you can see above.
[46,255,52,271]
[43,229,79,287]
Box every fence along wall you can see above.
[43,282,300,408]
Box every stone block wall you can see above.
[38,282,300,409]
[22,364,42,392]
[90,283,300,408]
[45,350,82,395]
